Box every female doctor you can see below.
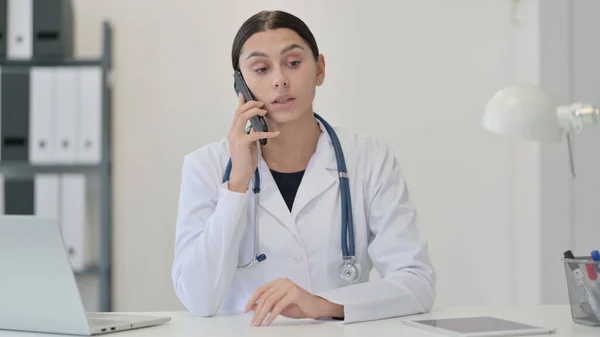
[172,10,436,326]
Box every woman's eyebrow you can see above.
[246,51,268,60]
[280,43,304,54]
[245,44,305,60]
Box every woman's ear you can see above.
[316,54,325,86]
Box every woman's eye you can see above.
[289,61,301,67]
[254,67,268,74]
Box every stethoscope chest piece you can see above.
[340,256,362,285]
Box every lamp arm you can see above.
[556,103,600,179]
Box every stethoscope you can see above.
[222,113,362,285]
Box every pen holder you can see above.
[563,257,600,326]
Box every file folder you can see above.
[34,174,60,220]
[78,67,102,164]
[61,173,91,271]
[0,0,8,58]
[1,68,30,161]
[85,173,100,268]
[0,176,4,214]
[4,178,34,215]
[32,0,73,58]
[7,0,32,59]
[0,66,2,213]
[55,67,77,164]
[29,67,55,164]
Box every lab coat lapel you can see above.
[254,119,338,240]
[290,120,338,219]
[255,152,301,240]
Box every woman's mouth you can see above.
[271,96,296,107]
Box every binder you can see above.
[78,67,102,164]
[54,67,78,163]
[6,0,32,59]
[32,0,73,58]
[86,174,100,269]
[29,67,55,164]
[34,174,60,220]
[61,173,91,271]
[0,0,8,58]
[1,67,30,161]
[0,176,4,215]
[0,66,2,214]
[4,178,34,215]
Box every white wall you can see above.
[571,0,600,259]
[69,0,590,312]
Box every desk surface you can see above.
[0,305,598,337]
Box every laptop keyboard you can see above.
[87,314,127,327]
[88,318,124,327]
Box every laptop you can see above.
[0,215,171,335]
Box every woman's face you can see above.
[238,28,325,125]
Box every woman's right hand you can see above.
[227,93,280,193]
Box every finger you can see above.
[240,107,267,123]
[246,131,280,142]
[251,282,283,318]
[252,288,287,326]
[245,285,270,313]
[231,100,264,129]
[251,280,293,325]
[234,107,267,132]
[231,93,245,129]
[238,101,265,118]
[245,280,277,313]
[264,293,294,326]
[237,100,264,115]
[238,92,245,106]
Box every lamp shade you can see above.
[482,84,564,142]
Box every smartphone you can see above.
[233,70,269,145]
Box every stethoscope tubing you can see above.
[223,113,356,268]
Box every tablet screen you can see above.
[410,316,544,334]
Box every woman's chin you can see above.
[266,109,307,125]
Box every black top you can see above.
[270,169,305,211]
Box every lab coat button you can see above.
[292,255,301,264]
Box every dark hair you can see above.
[231,10,320,71]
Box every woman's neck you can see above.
[261,110,321,173]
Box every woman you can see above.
[171,10,436,326]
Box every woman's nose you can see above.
[273,72,289,88]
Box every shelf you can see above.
[0,58,103,67]
[0,162,107,177]
[0,21,113,312]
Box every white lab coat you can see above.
[171,117,436,324]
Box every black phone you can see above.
[233,70,269,145]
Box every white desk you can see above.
[0,305,598,336]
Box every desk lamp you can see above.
[481,84,600,177]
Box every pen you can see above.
[591,250,600,273]
[564,250,600,321]
[586,251,598,281]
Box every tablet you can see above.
[402,316,556,337]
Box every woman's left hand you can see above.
[244,277,343,326]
